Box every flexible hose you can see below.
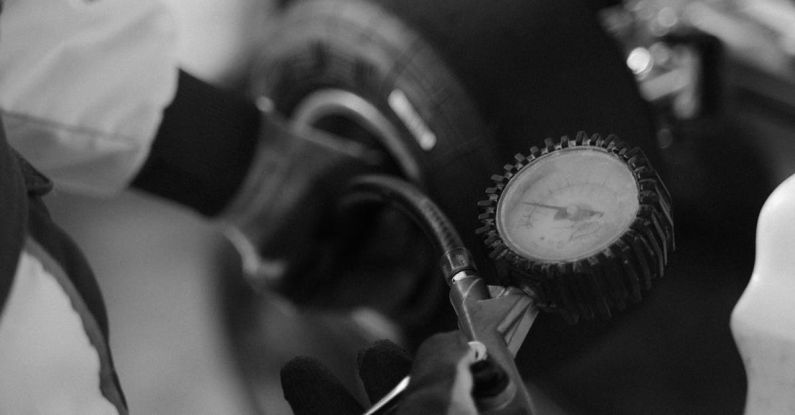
[342,174,477,283]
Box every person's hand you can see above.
[281,331,483,415]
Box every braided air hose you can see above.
[343,174,477,283]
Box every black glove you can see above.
[281,331,483,415]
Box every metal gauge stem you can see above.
[478,132,674,322]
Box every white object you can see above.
[731,174,795,414]
[0,0,178,195]
[0,242,119,415]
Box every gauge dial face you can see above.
[496,148,640,262]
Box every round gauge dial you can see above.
[478,133,674,322]
[496,148,639,262]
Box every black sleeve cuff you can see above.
[132,70,261,216]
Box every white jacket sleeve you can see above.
[0,0,179,195]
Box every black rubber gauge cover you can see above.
[477,132,674,323]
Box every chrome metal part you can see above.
[290,88,424,183]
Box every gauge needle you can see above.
[524,202,603,221]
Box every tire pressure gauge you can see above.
[478,133,674,322]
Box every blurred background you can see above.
[42,0,795,414]
[47,0,275,414]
